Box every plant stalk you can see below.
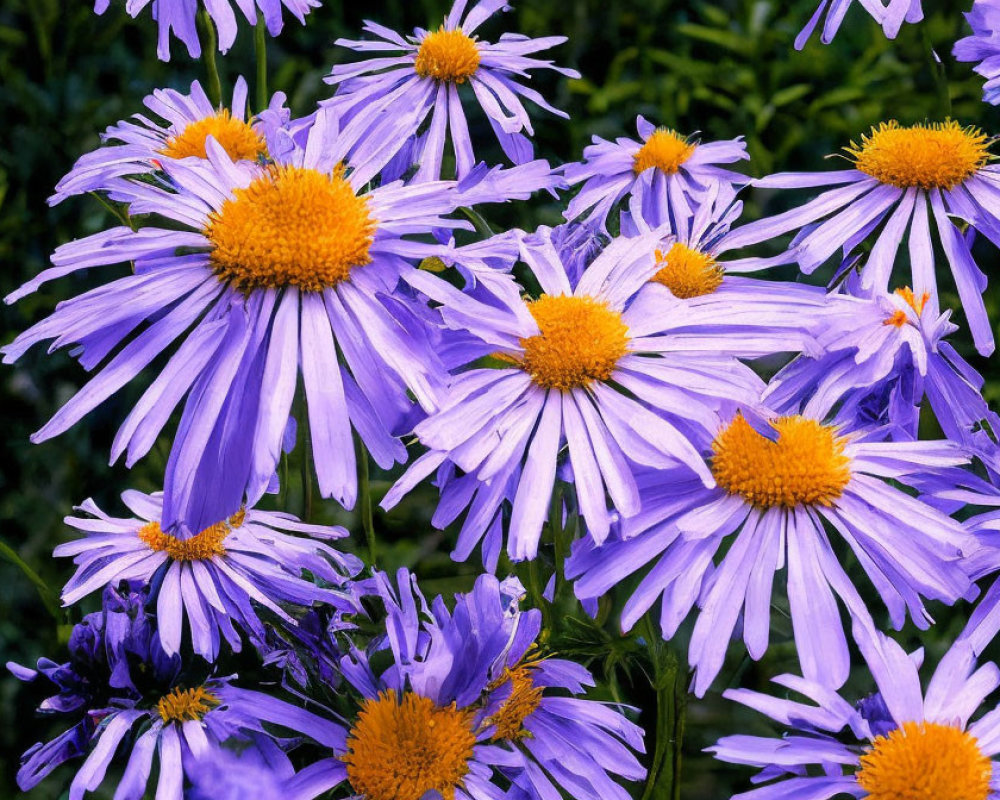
[254,16,268,112]
[197,9,223,107]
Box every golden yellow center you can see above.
[711,414,851,508]
[848,121,990,190]
[487,664,544,741]
[633,129,696,175]
[343,690,476,800]
[205,165,375,292]
[857,721,991,800]
[884,287,930,328]
[517,295,629,391]
[137,509,244,561]
[159,111,268,161]
[652,243,725,298]
[414,27,481,83]
[157,686,220,723]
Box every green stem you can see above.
[460,206,494,237]
[197,9,223,108]
[358,438,377,566]
[254,16,268,112]
[0,538,61,621]
[640,614,686,800]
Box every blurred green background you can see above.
[0,0,997,797]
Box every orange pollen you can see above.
[856,721,991,800]
[711,414,852,508]
[516,294,629,391]
[883,287,930,327]
[414,27,481,83]
[847,120,991,190]
[486,664,544,741]
[633,129,696,175]
[653,243,725,298]
[342,690,476,800]
[205,164,375,292]
[137,509,244,561]
[157,686,220,723]
[159,110,268,162]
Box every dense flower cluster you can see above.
[8,1,1000,798]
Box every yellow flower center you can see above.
[157,686,220,723]
[137,509,245,561]
[517,295,629,391]
[487,664,544,741]
[857,721,991,800]
[711,414,851,508]
[343,690,476,800]
[884,287,930,328]
[205,165,376,292]
[652,243,725,298]
[633,129,696,175]
[414,27,481,83]
[848,121,990,190]
[159,110,268,162]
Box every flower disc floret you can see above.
[137,509,244,561]
[633,129,696,175]
[857,721,991,800]
[711,414,851,508]
[160,110,268,161]
[414,27,481,83]
[206,165,376,292]
[343,690,476,800]
[518,295,629,390]
[156,686,220,723]
[848,121,991,190]
[488,664,543,741]
[653,243,724,298]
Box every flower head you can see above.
[245,570,645,800]
[955,0,1000,105]
[94,0,320,61]
[326,0,580,180]
[710,628,1000,800]
[725,119,1000,355]
[568,406,979,696]
[564,116,749,232]
[55,489,362,660]
[51,77,289,205]
[383,225,777,564]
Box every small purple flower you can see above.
[55,489,361,661]
[238,569,646,800]
[568,407,978,696]
[94,0,320,61]
[327,0,580,180]
[50,77,289,205]
[384,226,775,564]
[796,0,923,49]
[710,628,1000,800]
[564,116,749,232]
[726,119,1000,355]
[955,0,1000,105]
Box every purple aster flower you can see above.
[383,226,777,563]
[50,77,290,205]
[710,629,1000,800]
[54,488,361,661]
[11,586,290,800]
[3,110,549,534]
[326,0,580,180]
[563,115,749,232]
[767,282,1000,476]
[94,0,320,61]
[796,0,923,49]
[567,407,979,697]
[956,0,1000,105]
[725,119,1000,355]
[234,569,645,800]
